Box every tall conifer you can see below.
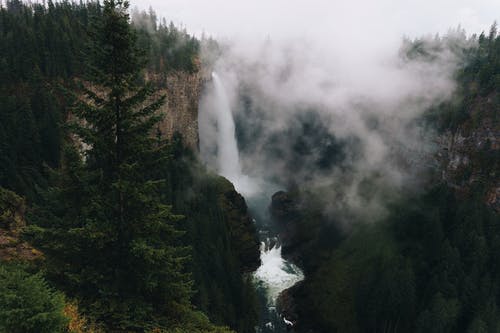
[27,0,193,330]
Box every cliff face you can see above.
[150,71,208,151]
[438,93,500,212]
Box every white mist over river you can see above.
[200,72,304,332]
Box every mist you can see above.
[199,30,480,225]
[130,0,496,224]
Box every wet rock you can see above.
[277,283,304,332]
[270,191,300,253]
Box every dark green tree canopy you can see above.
[27,0,193,330]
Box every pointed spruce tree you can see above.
[27,0,193,330]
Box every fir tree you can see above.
[27,0,193,330]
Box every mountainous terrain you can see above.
[0,1,498,332]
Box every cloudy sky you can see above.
[134,0,499,39]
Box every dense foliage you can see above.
[288,185,498,333]
[0,263,67,333]
[423,24,500,130]
[26,0,194,329]
[132,9,200,76]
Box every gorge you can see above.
[0,1,498,332]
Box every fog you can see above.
[134,0,496,222]
[135,0,498,40]
[200,34,473,222]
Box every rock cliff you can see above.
[438,93,500,212]
[148,70,209,151]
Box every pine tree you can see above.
[27,0,193,330]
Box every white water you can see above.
[211,72,241,181]
[205,72,304,331]
[253,236,304,332]
[254,240,304,305]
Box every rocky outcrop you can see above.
[438,93,500,212]
[276,284,303,331]
[218,179,261,272]
[270,191,301,256]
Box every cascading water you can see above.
[253,236,304,332]
[209,72,257,196]
[201,72,304,332]
[210,72,241,182]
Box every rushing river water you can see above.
[253,231,304,332]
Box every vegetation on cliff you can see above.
[158,137,260,332]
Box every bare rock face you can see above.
[149,70,209,151]
[438,93,500,212]
[72,69,208,153]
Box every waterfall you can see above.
[211,72,242,182]
[209,72,257,196]
[201,71,304,332]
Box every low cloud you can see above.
[199,23,476,224]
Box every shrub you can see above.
[0,263,68,333]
